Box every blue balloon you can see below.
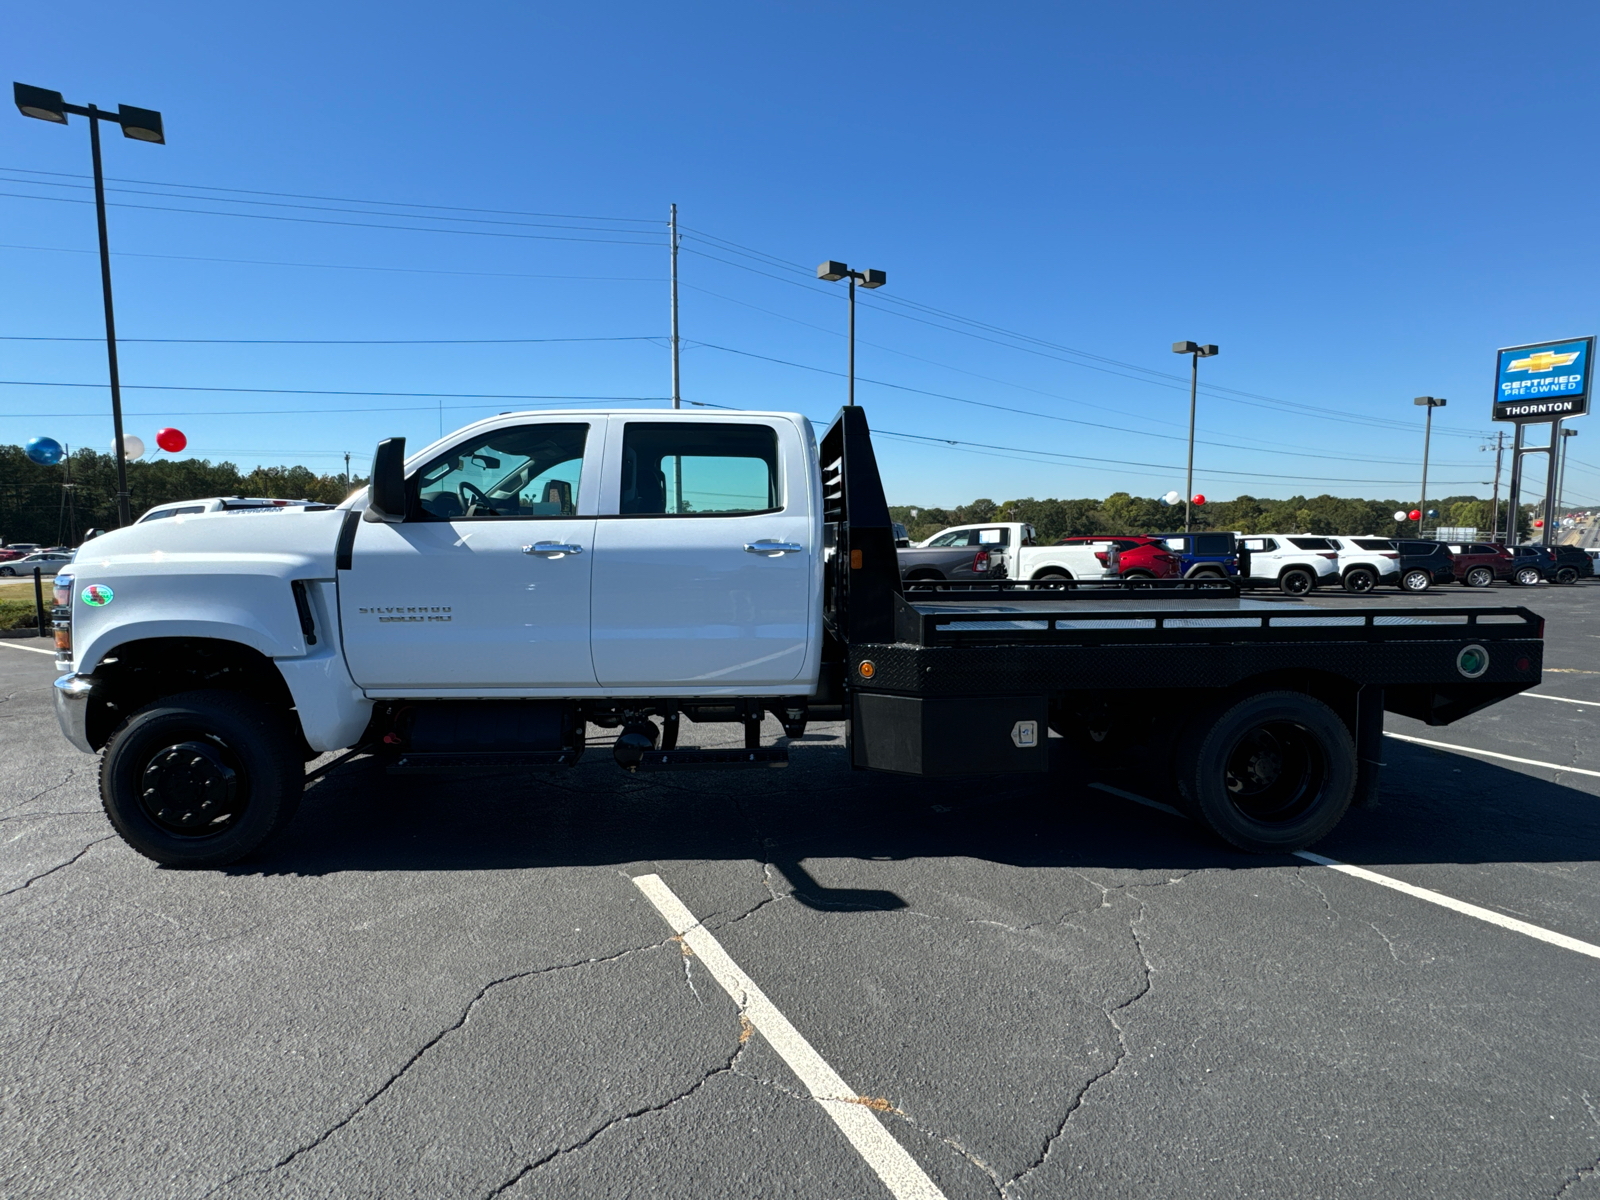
[25,436,63,466]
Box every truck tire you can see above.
[1514,566,1541,586]
[1032,569,1072,580]
[1279,567,1315,595]
[1342,567,1377,594]
[99,689,304,868]
[1174,691,1356,853]
[1187,567,1226,580]
[904,570,943,582]
[1400,569,1432,592]
[1555,565,1580,585]
[1464,566,1494,588]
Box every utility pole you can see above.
[344,451,351,488]
[1488,431,1505,542]
[1558,428,1578,531]
[670,203,680,409]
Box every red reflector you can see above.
[1516,657,1530,672]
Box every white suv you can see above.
[1236,534,1340,594]
[1326,536,1401,594]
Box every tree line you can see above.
[892,492,1534,545]
[0,445,364,546]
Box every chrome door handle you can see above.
[744,541,803,555]
[523,542,584,556]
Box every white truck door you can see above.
[589,416,813,688]
[339,419,602,690]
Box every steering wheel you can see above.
[458,480,495,516]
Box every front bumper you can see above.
[53,673,95,753]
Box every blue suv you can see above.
[1154,532,1238,579]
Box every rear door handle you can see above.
[523,542,584,556]
[744,541,803,555]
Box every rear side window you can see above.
[1354,538,1395,551]
[1288,537,1334,550]
[620,423,780,516]
[1191,533,1233,555]
[977,528,1009,545]
[1469,544,1497,554]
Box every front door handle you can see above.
[744,541,803,556]
[523,542,584,556]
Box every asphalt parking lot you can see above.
[3,583,1599,1199]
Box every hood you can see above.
[68,506,347,580]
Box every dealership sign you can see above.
[1493,336,1594,421]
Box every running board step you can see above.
[631,747,789,770]
[389,749,583,773]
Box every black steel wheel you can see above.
[1556,565,1580,585]
[100,689,304,868]
[1401,569,1432,592]
[1174,691,1356,853]
[1279,568,1315,595]
[1342,568,1376,594]
[1514,566,1541,586]
[1464,566,1494,588]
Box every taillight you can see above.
[973,549,991,573]
[1382,553,1398,559]
[1320,553,1338,560]
[1093,551,1108,563]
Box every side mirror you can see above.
[363,437,408,523]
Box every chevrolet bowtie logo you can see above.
[1508,350,1580,374]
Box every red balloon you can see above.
[1409,509,1421,521]
[155,427,187,453]
[1191,493,1206,505]
[1533,519,1544,528]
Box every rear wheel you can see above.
[1032,569,1071,581]
[1342,567,1377,594]
[1400,569,1432,592]
[1188,567,1226,580]
[100,689,304,868]
[1279,567,1315,595]
[905,570,943,582]
[1556,565,1580,585]
[1464,566,1494,588]
[1174,691,1356,853]
[1123,570,1156,581]
[1514,566,1541,586]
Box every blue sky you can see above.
[4,1,1598,510]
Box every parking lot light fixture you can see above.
[1172,341,1219,533]
[818,260,887,405]
[13,81,165,528]
[1414,396,1447,536]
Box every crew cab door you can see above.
[339,419,603,690]
[588,415,816,688]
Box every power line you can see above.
[0,241,659,283]
[0,379,668,402]
[1,335,661,345]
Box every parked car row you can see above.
[896,522,1596,593]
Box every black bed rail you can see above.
[902,577,1241,601]
[892,594,1544,647]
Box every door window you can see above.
[1288,537,1334,550]
[1240,538,1273,552]
[619,423,780,516]
[414,424,588,520]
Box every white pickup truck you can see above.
[49,406,1543,868]
[901,522,1137,581]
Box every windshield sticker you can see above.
[82,584,114,607]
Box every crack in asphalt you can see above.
[0,766,82,817]
[0,835,114,898]
[1368,921,1403,963]
[1002,899,1155,1198]
[0,808,100,824]
[484,1024,755,1197]
[200,937,681,1199]
[1290,867,1339,922]
[1556,1157,1600,1198]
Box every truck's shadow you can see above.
[233,737,1600,895]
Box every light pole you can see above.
[817,262,886,405]
[1413,396,1447,537]
[1171,341,1218,532]
[14,83,165,528]
[1558,427,1578,529]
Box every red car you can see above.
[0,548,23,563]
[1053,535,1182,579]
[1446,541,1514,588]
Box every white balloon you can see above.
[1392,510,1407,522]
[114,434,145,461]
[1163,490,1182,505]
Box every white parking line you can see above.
[1385,731,1600,779]
[632,873,948,1200]
[0,640,55,657]
[1521,692,1595,707]
[1294,851,1600,961]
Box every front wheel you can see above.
[1174,691,1356,853]
[1464,566,1494,588]
[1342,567,1377,594]
[1556,566,1580,585]
[1400,569,1432,592]
[1514,566,1541,586]
[100,689,304,868]
[0,566,14,577]
[1279,568,1315,595]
